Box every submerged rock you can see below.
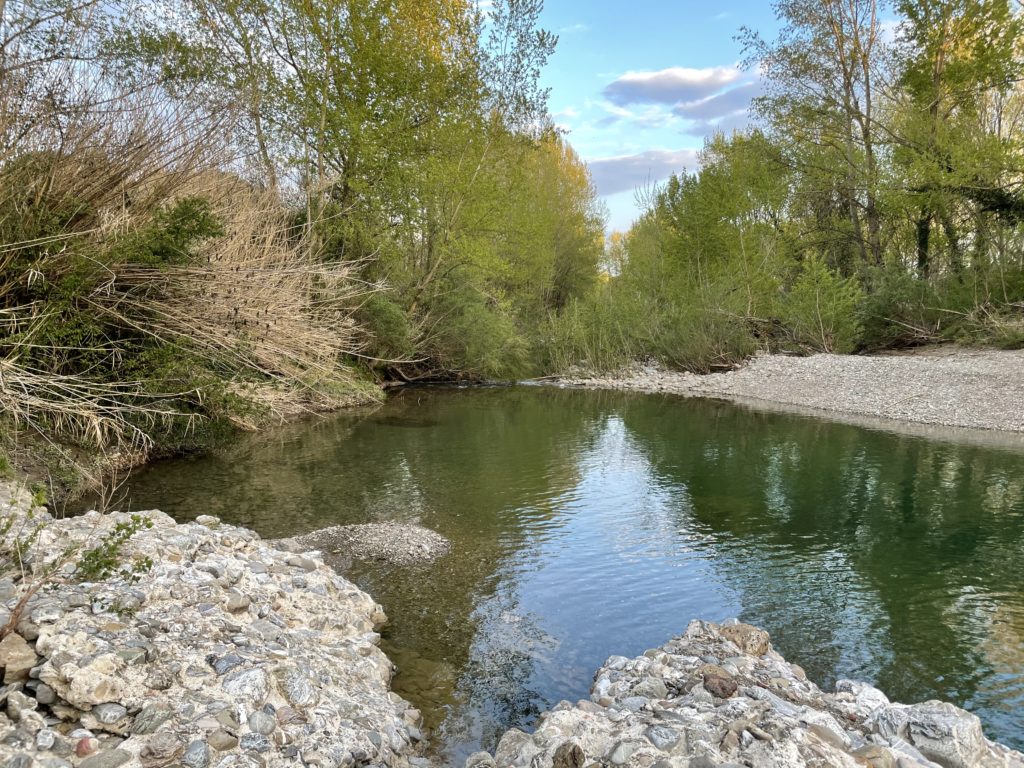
[478,619,1024,768]
[273,521,451,568]
[0,481,425,768]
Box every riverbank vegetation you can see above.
[552,0,1024,372]
[0,0,603,491]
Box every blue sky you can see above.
[536,2,779,232]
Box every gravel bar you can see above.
[559,348,1024,433]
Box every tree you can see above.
[892,0,1024,276]
[743,0,886,269]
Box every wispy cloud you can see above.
[587,149,699,196]
[559,22,589,34]
[673,81,761,121]
[603,66,742,106]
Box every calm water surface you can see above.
[104,387,1024,762]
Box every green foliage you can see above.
[778,258,865,353]
[29,484,48,508]
[75,515,154,583]
[357,294,415,362]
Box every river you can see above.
[96,386,1024,763]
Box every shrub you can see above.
[779,257,865,353]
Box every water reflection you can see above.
[97,387,1024,762]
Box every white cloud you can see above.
[559,23,589,34]
[586,149,699,196]
[603,66,743,106]
[673,81,761,120]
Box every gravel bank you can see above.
[560,349,1024,433]
[473,619,1024,768]
[274,523,451,569]
[0,482,426,768]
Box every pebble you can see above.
[247,710,276,736]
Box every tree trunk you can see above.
[916,207,931,278]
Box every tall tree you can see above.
[743,0,886,269]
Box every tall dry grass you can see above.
[0,0,373,461]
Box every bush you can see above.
[779,257,865,353]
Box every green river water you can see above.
[100,386,1024,763]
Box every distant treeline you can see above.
[552,0,1024,372]
[0,0,603,475]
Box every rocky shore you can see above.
[471,620,1024,768]
[0,482,425,768]
[4,478,1024,768]
[559,349,1024,433]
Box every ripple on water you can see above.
[94,386,1024,758]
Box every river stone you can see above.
[222,668,269,704]
[550,741,585,768]
[465,752,497,768]
[224,591,250,613]
[36,730,56,750]
[631,677,667,699]
[0,633,38,683]
[130,703,173,735]
[872,701,985,768]
[247,710,275,736]
[91,703,128,725]
[607,740,639,765]
[207,730,238,752]
[644,725,680,751]
[78,749,130,768]
[274,666,318,707]
[719,623,770,656]
[239,733,271,753]
[211,654,244,676]
[181,740,210,768]
[140,731,182,763]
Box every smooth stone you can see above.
[78,749,131,768]
[607,741,638,765]
[247,710,276,736]
[34,683,56,705]
[211,655,244,676]
[91,703,128,725]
